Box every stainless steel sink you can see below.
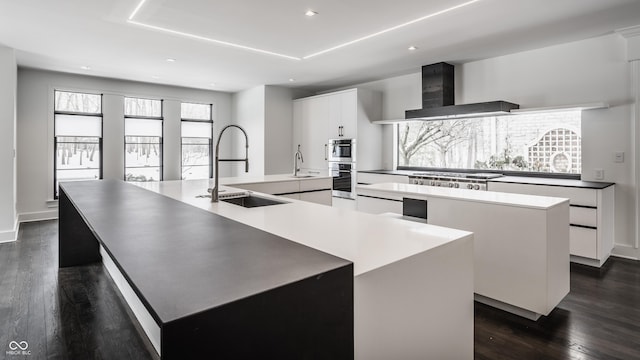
[221,195,288,208]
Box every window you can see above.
[181,103,213,180]
[397,110,582,175]
[54,90,102,197]
[124,97,163,182]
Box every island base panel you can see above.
[355,236,474,360]
[161,264,354,360]
[58,187,101,268]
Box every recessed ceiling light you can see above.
[81,66,91,70]
[302,0,482,59]
[408,46,418,51]
[209,83,216,87]
[288,78,295,82]
[166,58,176,62]
[305,10,317,17]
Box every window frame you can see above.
[180,103,214,180]
[395,116,582,180]
[53,90,104,199]
[124,98,164,182]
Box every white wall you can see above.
[230,85,295,177]
[231,86,265,177]
[350,33,637,258]
[0,46,17,242]
[264,85,294,175]
[16,68,232,220]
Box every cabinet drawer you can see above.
[358,173,409,184]
[570,206,597,227]
[300,190,333,206]
[570,226,597,259]
[356,195,403,215]
[300,178,332,192]
[234,181,299,195]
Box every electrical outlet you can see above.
[594,169,604,180]
[614,152,625,163]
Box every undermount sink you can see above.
[221,195,288,208]
[290,174,314,178]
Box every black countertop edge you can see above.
[488,176,615,189]
[357,170,614,189]
[357,169,415,176]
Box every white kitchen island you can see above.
[135,179,474,360]
[357,182,570,321]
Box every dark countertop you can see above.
[489,176,615,189]
[60,180,352,325]
[358,170,614,189]
[358,169,415,176]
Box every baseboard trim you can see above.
[17,210,58,223]
[0,219,19,243]
[612,244,639,260]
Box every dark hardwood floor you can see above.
[0,220,155,360]
[475,258,640,359]
[2,220,640,359]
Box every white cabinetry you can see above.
[356,195,403,215]
[230,177,333,206]
[328,90,357,139]
[293,88,382,172]
[357,172,409,185]
[487,181,615,267]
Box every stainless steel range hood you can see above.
[405,62,519,121]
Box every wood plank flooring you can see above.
[0,220,155,360]
[2,220,640,359]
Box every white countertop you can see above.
[134,179,472,277]
[358,183,568,209]
[219,171,331,185]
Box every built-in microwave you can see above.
[328,138,355,163]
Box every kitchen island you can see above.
[357,182,570,320]
[59,179,474,359]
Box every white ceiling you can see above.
[1,0,639,93]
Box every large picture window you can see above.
[397,110,582,175]
[124,97,163,182]
[54,90,103,197]
[181,103,213,180]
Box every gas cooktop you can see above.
[411,172,503,180]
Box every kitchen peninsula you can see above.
[59,179,474,359]
[357,182,570,320]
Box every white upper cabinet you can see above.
[328,90,357,139]
[293,88,382,171]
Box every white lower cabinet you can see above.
[301,190,333,206]
[488,181,614,267]
[231,177,332,206]
[357,172,409,185]
[356,195,402,215]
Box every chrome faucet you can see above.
[211,125,249,202]
[293,144,304,176]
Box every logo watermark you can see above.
[6,341,30,356]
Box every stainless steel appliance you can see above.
[328,138,355,163]
[408,172,503,191]
[329,162,356,199]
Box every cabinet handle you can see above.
[339,126,343,137]
[324,144,328,160]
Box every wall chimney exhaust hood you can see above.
[405,62,519,121]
